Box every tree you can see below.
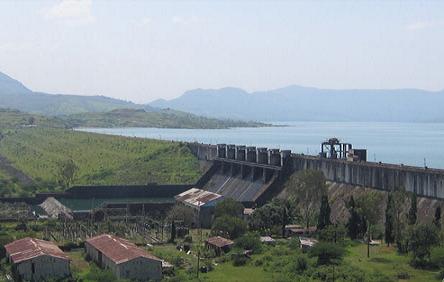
[167,204,194,227]
[56,159,78,188]
[170,221,176,243]
[214,198,244,219]
[355,192,384,257]
[346,196,366,240]
[249,198,297,237]
[212,215,247,239]
[234,233,262,254]
[317,195,331,231]
[318,224,347,243]
[385,193,395,246]
[408,193,417,226]
[390,190,408,251]
[286,170,327,229]
[309,242,345,265]
[433,206,441,229]
[409,224,440,268]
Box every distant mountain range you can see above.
[3,70,444,122]
[150,86,444,122]
[0,71,265,128]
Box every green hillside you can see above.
[66,108,267,129]
[0,127,201,196]
[0,109,68,129]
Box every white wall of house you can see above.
[85,243,162,281]
[117,257,162,281]
[14,255,70,281]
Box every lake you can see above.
[78,122,444,169]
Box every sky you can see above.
[0,0,443,104]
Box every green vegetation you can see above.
[0,127,201,195]
[0,107,268,130]
[65,108,268,129]
[0,109,67,129]
[345,243,439,282]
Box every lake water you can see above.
[78,122,444,169]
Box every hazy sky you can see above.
[0,0,443,103]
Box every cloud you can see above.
[406,20,443,31]
[44,0,94,25]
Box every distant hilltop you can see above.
[150,85,444,122]
[0,71,144,116]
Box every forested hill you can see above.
[0,108,267,130]
[65,108,267,129]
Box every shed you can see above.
[175,188,224,228]
[205,236,234,256]
[5,237,70,281]
[299,237,318,251]
[85,234,162,281]
[260,236,276,245]
[39,197,73,220]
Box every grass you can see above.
[68,250,91,279]
[345,243,440,281]
[200,261,273,282]
[0,127,201,194]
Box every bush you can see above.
[212,215,247,239]
[437,269,444,280]
[235,233,262,254]
[183,235,193,243]
[288,237,301,249]
[254,258,264,266]
[431,246,444,268]
[171,256,185,267]
[309,242,345,265]
[61,241,79,251]
[409,224,440,268]
[85,265,117,282]
[318,224,347,243]
[289,255,308,274]
[232,254,248,266]
[396,271,410,279]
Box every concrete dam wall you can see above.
[188,142,444,200]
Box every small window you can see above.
[31,263,35,274]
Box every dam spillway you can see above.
[189,142,444,200]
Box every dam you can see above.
[189,141,444,200]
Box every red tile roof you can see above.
[86,234,161,264]
[5,238,69,264]
[206,236,234,248]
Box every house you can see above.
[85,234,162,281]
[205,236,234,256]
[5,237,71,281]
[299,237,318,251]
[284,224,317,237]
[175,188,224,228]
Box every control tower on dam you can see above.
[188,140,444,200]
